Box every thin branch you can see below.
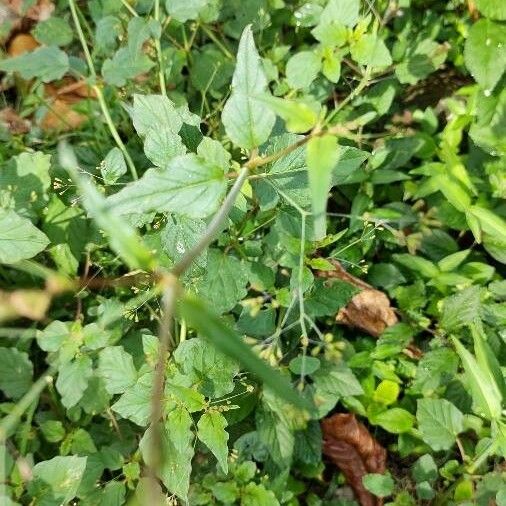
[154,0,167,96]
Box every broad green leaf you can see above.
[372,408,415,434]
[165,0,208,22]
[305,279,359,317]
[256,95,318,133]
[28,456,87,505]
[172,337,239,399]
[144,125,187,168]
[0,151,51,219]
[55,355,93,409]
[351,34,392,67]
[320,0,359,27]
[166,382,206,412]
[417,398,464,450]
[452,337,502,420]
[222,25,276,149]
[470,322,506,399]
[312,361,364,399]
[363,473,395,498]
[0,209,49,263]
[289,356,320,375]
[286,50,322,89]
[464,19,506,93]
[0,46,69,82]
[32,17,73,46]
[140,416,194,501]
[307,134,340,239]
[179,295,312,411]
[0,347,33,399]
[98,346,138,394]
[475,0,506,20]
[440,285,481,331]
[100,147,127,185]
[437,249,470,272]
[39,420,66,443]
[129,94,182,137]
[197,250,248,313]
[106,154,227,219]
[161,215,207,274]
[197,137,231,171]
[468,205,506,241]
[58,142,156,271]
[393,254,440,278]
[112,372,153,426]
[197,411,229,473]
[373,380,400,406]
[412,454,438,483]
[242,483,280,506]
[102,18,159,86]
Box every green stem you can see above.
[93,85,138,180]
[466,439,498,474]
[0,328,37,339]
[201,24,234,60]
[68,0,96,80]
[68,0,138,180]
[154,0,167,96]
[0,366,57,444]
[120,0,139,16]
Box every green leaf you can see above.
[464,19,506,93]
[144,125,187,168]
[0,347,33,399]
[412,455,438,483]
[56,355,93,409]
[312,361,364,402]
[161,215,207,274]
[140,416,194,501]
[179,295,312,411]
[305,279,359,317]
[416,398,464,450]
[59,142,156,271]
[165,0,209,22]
[373,380,400,406]
[475,0,506,20]
[0,46,69,82]
[106,154,226,219]
[372,408,415,434]
[437,249,470,272]
[32,17,73,46]
[221,25,276,149]
[39,420,66,443]
[286,50,322,89]
[0,209,49,264]
[320,0,359,27]
[468,205,506,241]
[307,134,340,239]
[28,456,87,505]
[363,473,395,498]
[197,137,231,171]
[257,95,318,133]
[393,254,440,278]
[197,411,229,473]
[102,18,158,86]
[172,337,239,399]
[351,34,392,67]
[289,356,320,375]
[242,482,280,506]
[129,94,182,137]
[197,250,249,313]
[100,147,127,185]
[440,286,481,331]
[98,346,138,394]
[452,337,502,420]
[112,372,153,426]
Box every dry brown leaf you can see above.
[322,413,387,506]
[318,260,398,337]
[0,289,51,322]
[7,33,39,57]
[7,0,54,21]
[0,107,31,134]
[41,79,96,131]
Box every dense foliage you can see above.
[0,0,505,504]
